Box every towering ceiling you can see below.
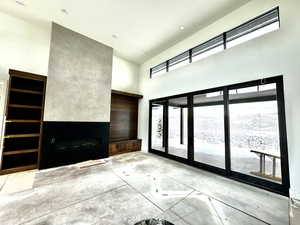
[0,0,250,63]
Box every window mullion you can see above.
[166,60,169,72]
[223,32,227,50]
[224,87,231,175]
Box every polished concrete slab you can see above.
[290,199,300,225]
[0,152,289,225]
[0,174,8,191]
[0,170,35,195]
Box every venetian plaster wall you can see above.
[44,23,113,122]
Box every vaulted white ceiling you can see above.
[0,0,250,64]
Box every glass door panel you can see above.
[151,101,166,152]
[229,83,282,183]
[168,97,188,158]
[193,92,225,168]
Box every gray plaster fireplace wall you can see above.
[41,23,113,168]
[44,23,113,122]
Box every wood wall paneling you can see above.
[110,93,139,142]
[109,90,142,156]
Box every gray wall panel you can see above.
[44,23,113,122]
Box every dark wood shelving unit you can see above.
[0,164,38,175]
[3,149,39,156]
[6,120,41,123]
[4,134,41,138]
[10,88,43,95]
[8,104,43,109]
[109,90,143,156]
[0,69,47,175]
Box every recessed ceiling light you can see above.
[180,26,185,30]
[15,0,25,6]
[112,34,118,39]
[61,9,68,14]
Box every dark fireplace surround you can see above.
[40,122,109,169]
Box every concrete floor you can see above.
[290,199,300,225]
[165,145,282,183]
[0,152,291,225]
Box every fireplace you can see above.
[40,122,109,169]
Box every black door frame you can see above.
[149,75,290,196]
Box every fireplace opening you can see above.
[53,138,100,152]
[40,122,109,169]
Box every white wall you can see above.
[112,55,140,94]
[0,11,51,78]
[138,0,300,199]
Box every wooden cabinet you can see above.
[109,139,141,156]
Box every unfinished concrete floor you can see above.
[0,152,290,225]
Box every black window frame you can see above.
[149,75,290,197]
[150,7,280,78]
[150,62,167,78]
[168,51,190,70]
[226,6,280,43]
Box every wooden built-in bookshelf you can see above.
[0,69,47,175]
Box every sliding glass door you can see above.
[229,83,282,183]
[193,91,225,169]
[168,97,188,159]
[151,100,166,152]
[149,76,289,196]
